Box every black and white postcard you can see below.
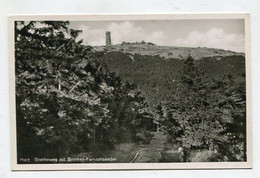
[9,14,251,170]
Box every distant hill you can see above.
[94,41,244,60]
[93,42,246,112]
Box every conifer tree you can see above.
[164,55,246,161]
[15,21,155,161]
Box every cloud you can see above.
[77,25,105,46]
[173,28,245,52]
[76,23,244,52]
[144,31,167,45]
[76,21,167,46]
[107,21,144,44]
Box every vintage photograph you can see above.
[9,14,251,170]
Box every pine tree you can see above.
[164,55,246,161]
[15,21,155,160]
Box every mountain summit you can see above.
[94,41,244,60]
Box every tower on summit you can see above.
[106,31,111,46]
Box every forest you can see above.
[15,21,246,163]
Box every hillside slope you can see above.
[94,42,244,60]
[94,42,245,112]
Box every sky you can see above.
[69,19,245,52]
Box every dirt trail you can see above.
[132,132,167,163]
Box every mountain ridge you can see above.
[93,42,244,60]
[96,43,245,112]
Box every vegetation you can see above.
[15,21,155,162]
[163,56,246,161]
[101,51,246,162]
[101,52,245,112]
